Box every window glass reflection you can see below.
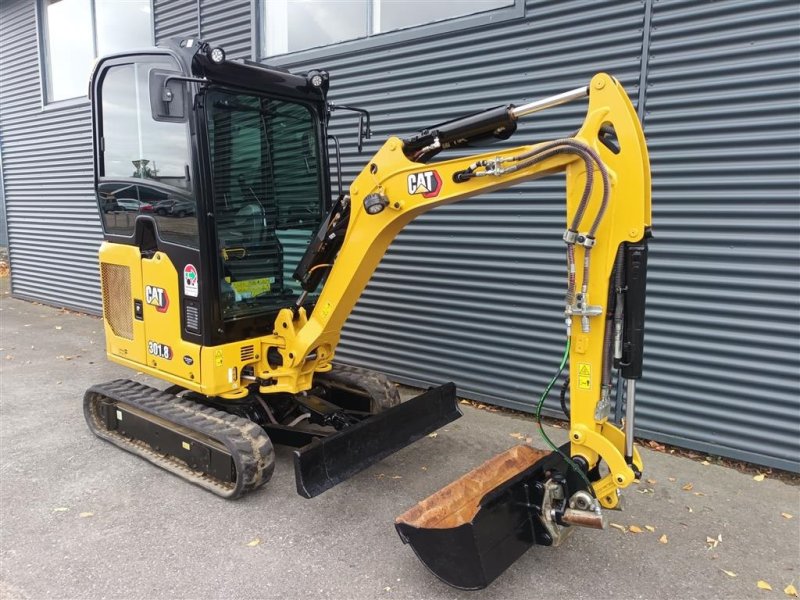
[379,0,513,32]
[102,61,191,187]
[45,0,94,101]
[265,0,368,55]
[262,0,514,56]
[99,60,198,247]
[95,0,152,56]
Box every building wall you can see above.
[0,0,101,310]
[0,0,797,471]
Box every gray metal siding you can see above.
[154,0,251,61]
[199,0,251,60]
[637,0,800,470]
[153,0,198,43]
[0,0,102,313]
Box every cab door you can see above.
[94,54,203,382]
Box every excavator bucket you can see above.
[294,383,462,498]
[396,444,583,590]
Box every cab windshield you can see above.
[206,90,324,320]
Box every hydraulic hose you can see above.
[535,337,595,495]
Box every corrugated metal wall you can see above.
[637,0,800,470]
[0,0,102,312]
[153,0,251,60]
[0,0,797,471]
[269,0,799,472]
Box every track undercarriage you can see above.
[84,365,461,499]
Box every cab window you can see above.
[98,58,198,247]
[205,90,323,320]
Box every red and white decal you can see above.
[184,264,198,298]
[407,170,442,198]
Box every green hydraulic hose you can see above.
[535,336,596,496]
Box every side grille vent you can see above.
[100,263,133,340]
[240,345,255,362]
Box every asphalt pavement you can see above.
[1,278,798,600]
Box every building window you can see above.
[40,0,153,103]
[262,0,515,57]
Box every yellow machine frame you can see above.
[100,73,650,506]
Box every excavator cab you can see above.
[91,40,331,349]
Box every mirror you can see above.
[149,68,186,122]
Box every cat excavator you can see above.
[85,39,650,589]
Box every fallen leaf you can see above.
[646,478,657,484]
[246,538,261,547]
[706,536,719,549]
[694,492,707,497]
[79,512,94,518]
[55,326,62,330]
[682,483,694,491]
[753,473,766,482]
[701,460,710,466]
[784,583,798,597]
[610,523,626,532]
[659,534,668,544]
[391,475,402,480]
[717,534,722,542]
[757,580,773,591]
[645,525,656,532]
[687,507,693,513]
[427,432,438,438]
[420,466,427,471]
[53,507,69,512]
[628,525,643,533]
[509,432,526,440]
[459,400,469,404]
[721,569,737,578]
[668,477,677,482]
[781,513,793,519]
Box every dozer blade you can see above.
[395,444,582,590]
[294,382,462,498]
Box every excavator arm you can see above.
[267,72,651,588]
[266,72,650,490]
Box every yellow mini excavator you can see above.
[86,39,650,589]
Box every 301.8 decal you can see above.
[147,341,173,360]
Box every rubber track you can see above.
[84,379,274,499]
[315,363,400,412]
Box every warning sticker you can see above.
[231,277,272,299]
[578,363,591,390]
[184,264,199,298]
[214,349,224,367]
